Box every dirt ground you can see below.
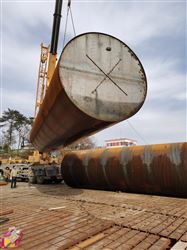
[0,182,187,249]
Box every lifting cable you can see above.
[63,0,76,48]
[127,120,149,145]
[69,4,76,37]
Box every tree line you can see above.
[0,109,33,152]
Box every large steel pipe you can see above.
[30,32,147,152]
[62,142,187,197]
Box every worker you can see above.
[3,167,10,182]
[10,166,17,188]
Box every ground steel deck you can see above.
[0,182,187,249]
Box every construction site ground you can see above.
[0,182,187,250]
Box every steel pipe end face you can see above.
[59,32,147,122]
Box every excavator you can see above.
[29,0,186,196]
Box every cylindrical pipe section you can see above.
[62,142,187,197]
[30,32,147,152]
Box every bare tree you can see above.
[20,117,33,148]
[66,137,95,150]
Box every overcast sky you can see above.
[0,0,186,147]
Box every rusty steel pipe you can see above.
[30,32,147,152]
[61,142,187,197]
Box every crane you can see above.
[34,0,63,119]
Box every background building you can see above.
[105,138,137,148]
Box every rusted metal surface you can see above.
[62,142,187,197]
[30,32,147,152]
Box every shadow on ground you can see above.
[33,182,83,196]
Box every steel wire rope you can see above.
[127,120,149,145]
[69,5,76,37]
[63,0,76,48]
[63,5,70,48]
